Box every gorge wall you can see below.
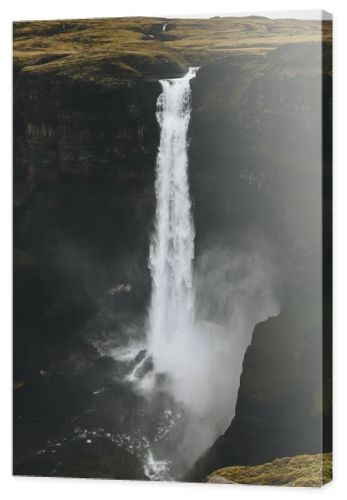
[186,307,332,481]
[186,41,332,480]
[13,29,332,479]
[13,66,165,379]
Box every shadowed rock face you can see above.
[190,42,332,309]
[185,309,332,482]
[184,40,332,482]
[13,71,162,382]
[14,69,162,185]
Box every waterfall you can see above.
[139,67,279,477]
[147,68,198,376]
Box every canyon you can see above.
[13,17,332,482]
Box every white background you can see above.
[1,0,346,498]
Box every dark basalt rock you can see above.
[13,71,160,381]
[132,354,154,379]
[14,70,162,186]
[134,349,148,364]
[190,42,332,310]
[185,44,331,482]
[185,308,332,482]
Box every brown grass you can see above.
[208,453,332,487]
[13,17,332,82]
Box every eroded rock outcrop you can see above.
[186,309,332,481]
[207,453,332,487]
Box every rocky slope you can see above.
[208,453,332,487]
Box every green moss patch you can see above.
[208,453,332,487]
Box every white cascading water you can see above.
[147,67,198,379]
[127,66,279,477]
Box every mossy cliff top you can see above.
[208,453,332,487]
[13,16,331,85]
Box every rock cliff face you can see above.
[185,40,332,482]
[189,42,332,308]
[13,70,163,380]
[186,308,332,481]
[14,69,162,184]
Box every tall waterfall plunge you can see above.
[148,68,198,384]
[121,67,279,477]
[138,67,279,475]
